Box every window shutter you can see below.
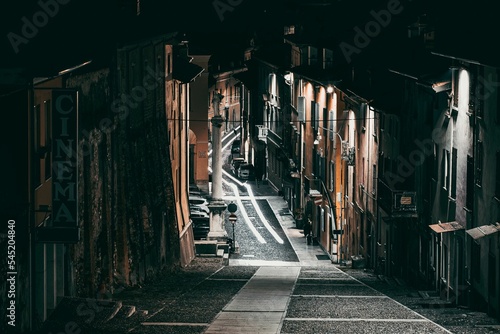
[298,96,305,123]
[329,110,334,140]
[315,103,319,130]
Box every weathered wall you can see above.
[190,55,210,192]
[65,53,182,299]
[473,66,500,318]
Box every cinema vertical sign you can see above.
[37,89,80,243]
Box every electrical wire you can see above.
[164,117,379,122]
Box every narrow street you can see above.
[36,131,500,334]
[202,130,455,333]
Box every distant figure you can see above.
[255,170,261,188]
[303,219,312,237]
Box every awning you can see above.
[429,221,465,233]
[466,223,500,240]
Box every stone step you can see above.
[418,290,430,299]
[101,305,149,332]
[38,297,149,333]
[38,297,122,333]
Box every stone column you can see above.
[208,93,227,240]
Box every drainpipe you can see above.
[447,234,451,301]
[299,79,304,212]
[29,80,36,331]
[366,103,371,268]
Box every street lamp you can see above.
[224,101,229,131]
[228,214,237,253]
[227,202,238,253]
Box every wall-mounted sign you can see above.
[38,89,79,243]
[393,191,417,213]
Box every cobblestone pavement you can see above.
[342,268,500,334]
[107,258,500,334]
[38,130,500,333]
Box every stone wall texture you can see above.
[66,59,182,299]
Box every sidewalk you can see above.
[227,184,333,267]
[205,266,300,333]
[266,196,333,267]
[205,188,333,333]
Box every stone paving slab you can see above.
[206,312,283,333]
[281,319,451,334]
[296,278,361,284]
[298,269,349,279]
[286,296,425,319]
[132,324,207,334]
[205,266,300,333]
[293,284,384,296]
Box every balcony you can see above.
[378,180,418,218]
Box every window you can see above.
[308,46,318,66]
[372,164,377,195]
[323,107,328,137]
[329,161,335,191]
[311,101,316,131]
[323,48,333,69]
[442,149,449,190]
[329,110,334,140]
[451,148,457,198]
[476,141,483,186]
[466,155,474,209]
[315,103,319,130]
